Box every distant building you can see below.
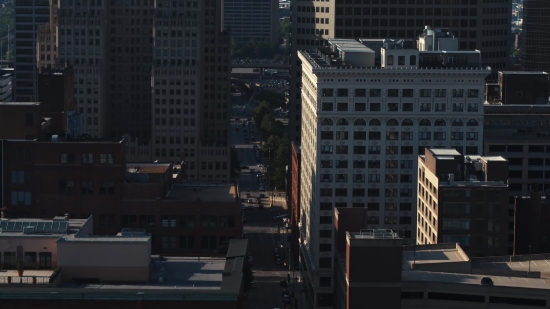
[417,148,509,257]
[514,190,550,255]
[224,0,279,45]
[521,0,550,72]
[231,68,261,79]
[497,72,549,105]
[0,68,13,102]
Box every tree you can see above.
[280,19,291,39]
[262,135,280,154]
[260,113,277,136]
[255,89,286,109]
[253,101,271,126]
[230,147,241,179]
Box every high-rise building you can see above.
[416,148,509,257]
[14,0,50,102]
[297,32,489,308]
[521,0,550,71]
[35,0,231,180]
[223,0,279,45]
[288,0,512,144]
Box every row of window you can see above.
[111,215,237,229]
[321,102,479,113]
[321,173,413,183]
[319,142,477,155]
[320,118,478,126]
[321,88,479,98]
[321,159,413,169]
[319,201,413,211]
[320,131,478,141]
[319,187,414,197]
[62,153,115,164]
[60,180,115,195]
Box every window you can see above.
[368,216,379,224]
[400,188,413,196]
[355,89,366,97]
[387,55,394,65]
[180,215,195,228]
[162,215,177,228]
[400,131,413,140]
[385,203,397,211]
[370,89,381,97]
[320,216,332,224]
[368,146,380,154]
[319,257,332,268]
[337,103,348,111]
[467,103,478,112]
[354,131,366,140]
[420,89,432,97]
[81,180,93,195]
[434,132,446,140]
[355,103,366,111]
[386,160,398,168]
[11,191,31,205]
[322,88,334,97]
[388,89,399,97]
[401,146,413,154]
[369,131,381,140]
[321,146,333,154]
[99,181,114,195]
[336,174,348,183]
[320,277,332,287]
[335,188,347,196]
[385,188,398,197]
[320,188,332,196]
[320,203,332,211]
[452,103,464,112]
[220,216,235,228]
[201,236,217,249]
[201,215,217,228]
[354,160,366,168]
[367,188,380,197]
[419,132,431,140]
[468,89,479,97]
[320,244,332,252]
[467,119,479,126]
[321,131,333,140]
[410,55,417,65]
[433,103,446,113]
[386,132,399,140]
[100,153,114,164]
[60,153,75,164]
[452,89,464,97]
[400,203,412,211]
[370,103,381,111]
[353,174,365,182]
[321,174,333,182]
[39,252,52,269]
[352,188,365,197]
[337,88,348,97]
[11,171,31,184]
[336,146,348,154]
[443,203,470,214]
[385,174,398,183]
[402,89,413,97]
[384,216,397,224]
[368,160,380,168]
[398,56,405,65]
[180,235,195,249]
[400,217,412,224]
[400,174,412,183]
[367,174,379,182]
[82,153,93,164]
[320,230,332,238]
[386,146,398,154]
[336,131,348,140]
[322,102,333,111]
[59,180,75,195]
[353,146,366,154]
[321,160,333,168]
[443,220,470,230]
[466,132,478,140]
[435,89,446,97]
[401,160,413,168]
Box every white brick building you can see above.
[297,28,490,308]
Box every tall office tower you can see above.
[223,0,279,45]
[288,0,511,144]
[151,0,232,180]
[297,31,489,308]
[521,0,550,71]
[14,0,50,101]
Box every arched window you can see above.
[467,119,479,126]
[321,118,333,125]
[369,118,381,126]
[336,118,349,125]
[452,119,464,126]
[419,119,431,126]
[387,55,394,65]
[410,55,417,66]
[386,118,399,126]
[401,119,413,126]
[434,119,446,126]
[354,118,366,126]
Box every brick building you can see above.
[290,141,301,262]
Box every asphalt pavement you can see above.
[232,100,295,309]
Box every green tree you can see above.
[280,19,291,39]
[256,89,286,109]
[253,101,271,125]
[262,135,280,154]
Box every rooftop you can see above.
[0,217,86,237]
[428,148,461,156]
[350,229,401,239]
[167,184,237,202]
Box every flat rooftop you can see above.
[167,184,237,202]
[231,68,260,74]
[429,148,461,156]
[127,163,171,174]
[0,218,86,237]
[61,258,226,290]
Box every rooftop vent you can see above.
[53,216,68,222]
[23,226,35,234]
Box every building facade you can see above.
[223,0,279,45]
[0,69,13,102]
[297,34,489,308]
[417,148,509,257]
[288,0,512,144]
[14,0,50,101]
[521,0,550,72]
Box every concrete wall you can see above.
[0,237,58,268]
[57,241,151,282]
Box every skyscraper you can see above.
[521,0,550,71]
[35,0,231,180]
[289,0,512,144]
[14,0,50,102]
[223,0,279,45]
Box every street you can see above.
[231,97,297,309]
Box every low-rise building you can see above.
[514,190,550,255]
[417,148,509,257]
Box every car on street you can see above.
[246,193,251,198]
[276,258,282,265]
[248,198,254,203]
[481,277,494,286]
[257,164,264,168]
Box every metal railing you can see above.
[358,229,400,239]
[0,276,51,285]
